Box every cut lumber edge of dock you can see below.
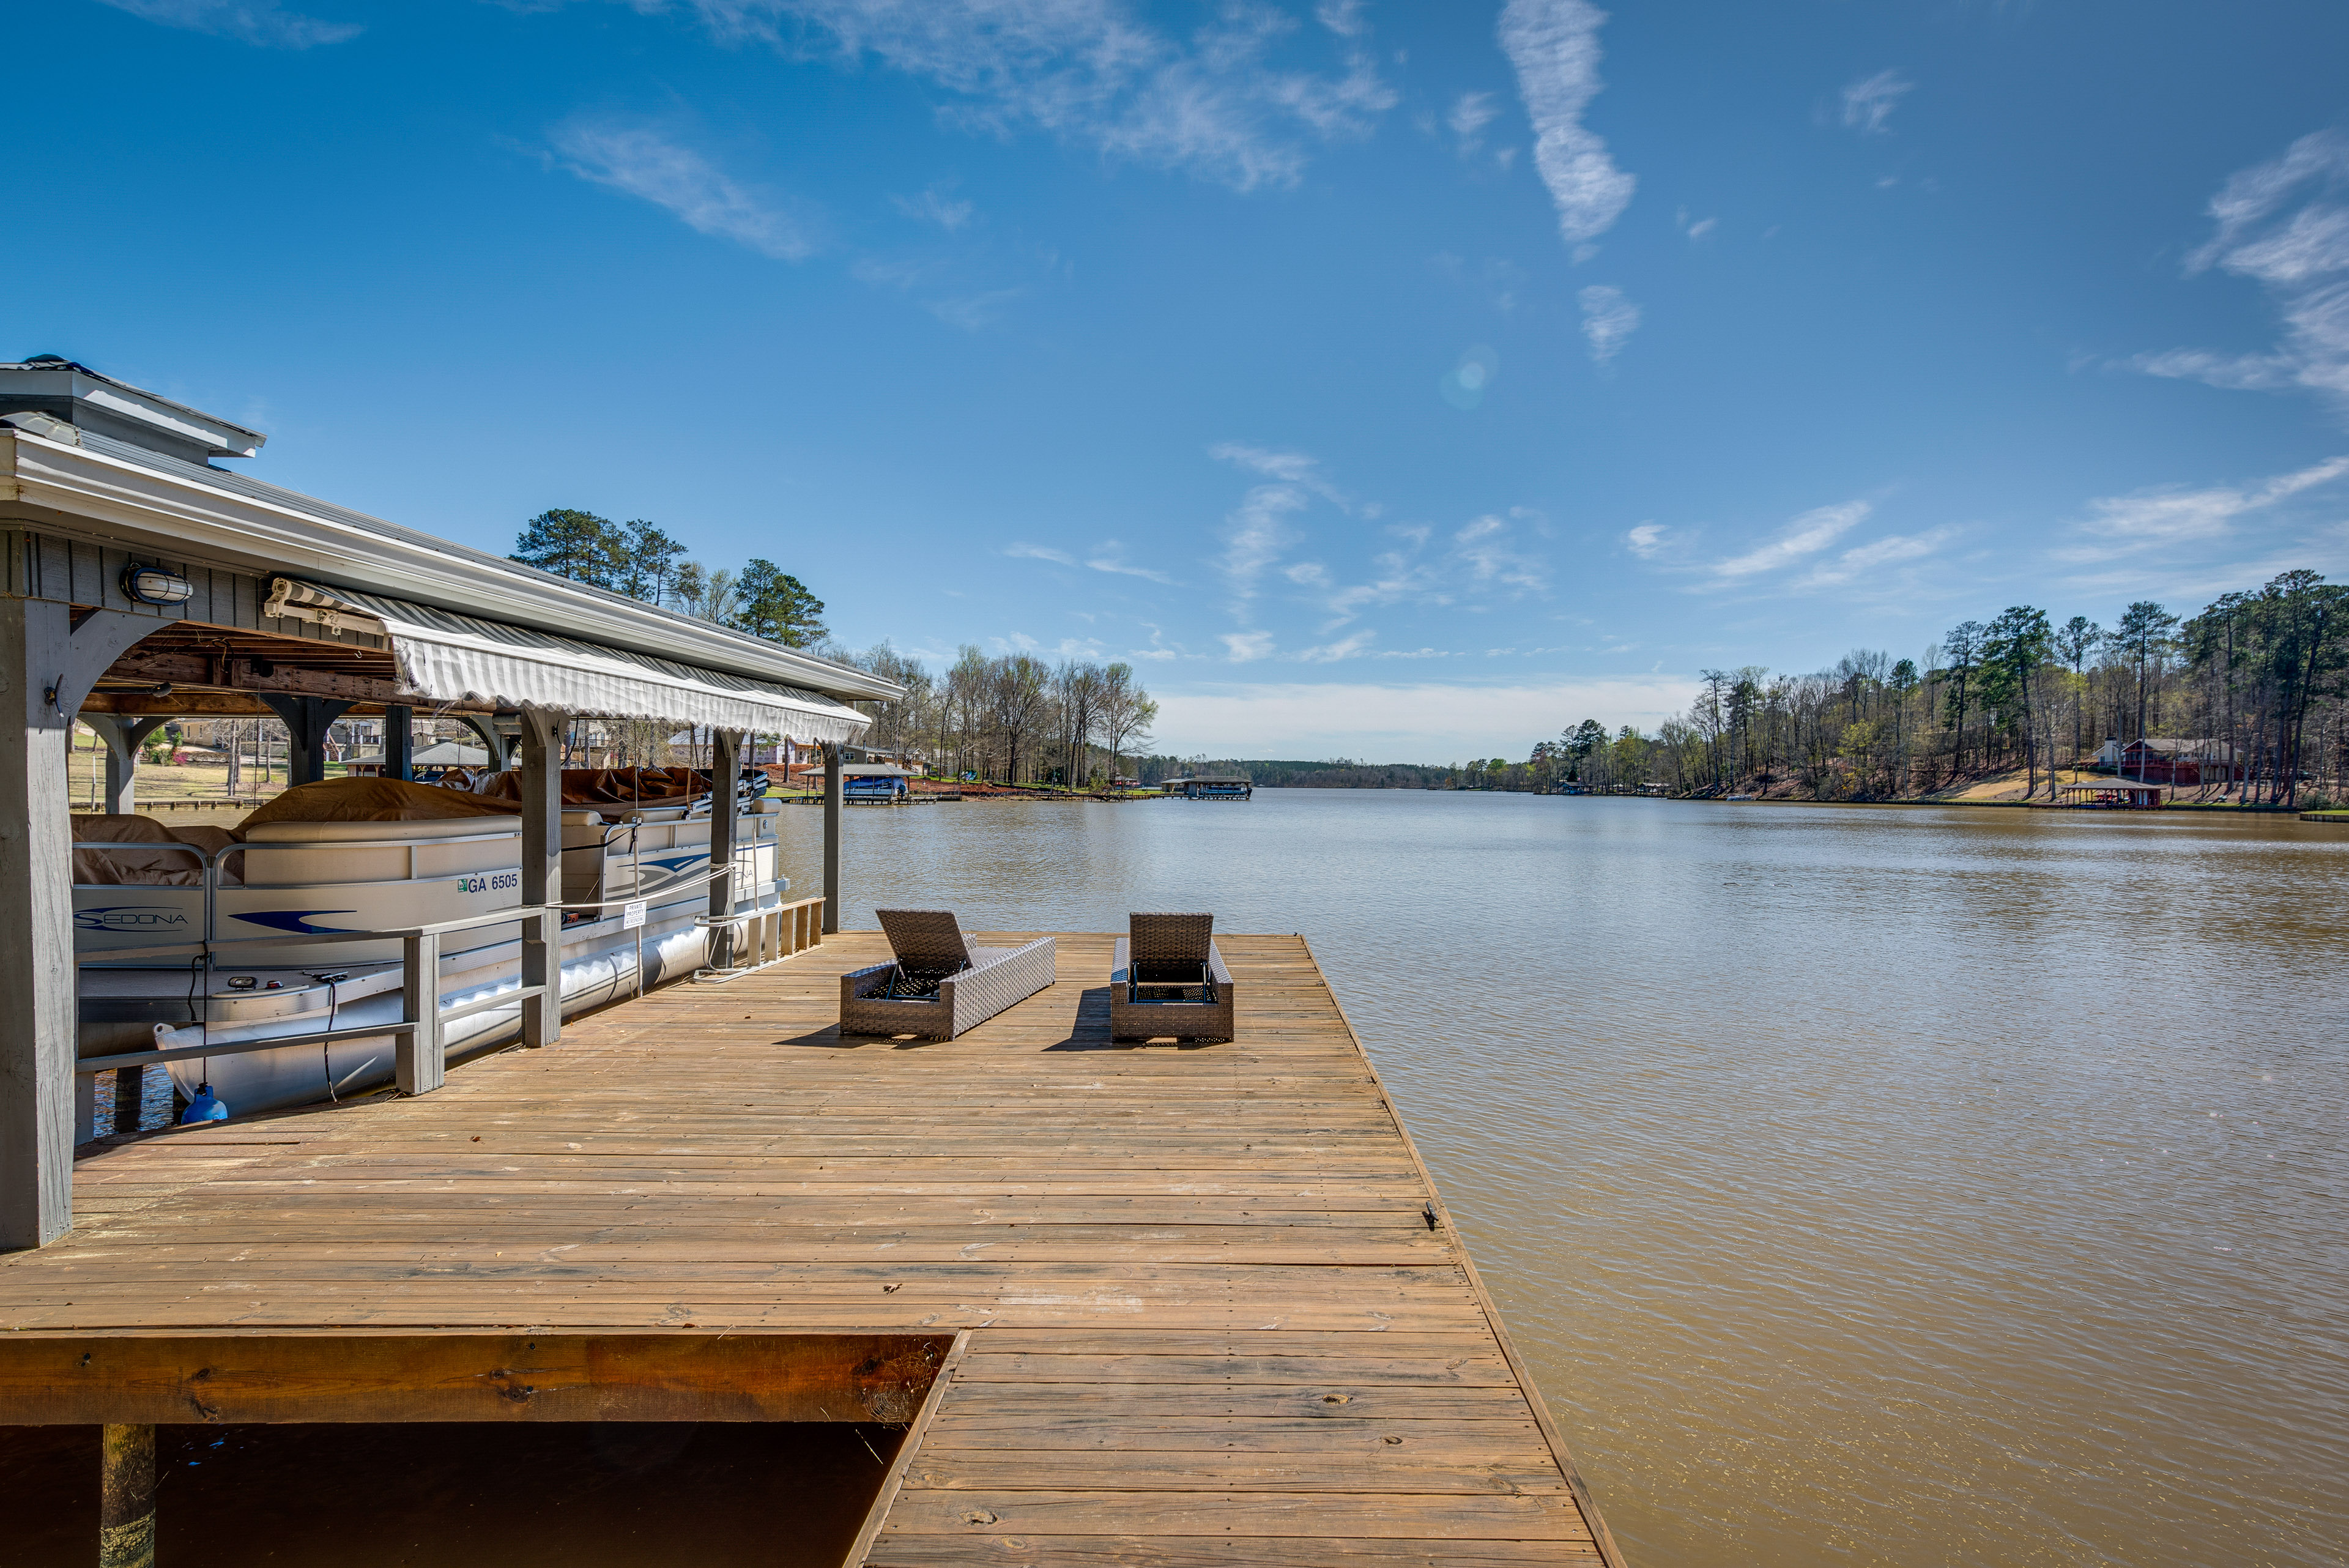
[848,1329,977,1567]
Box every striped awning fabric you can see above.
[264,576,870,743]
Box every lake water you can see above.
[776,790,2349,1568]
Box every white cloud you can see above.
[926,289,1023,330]
[1084,543,1179,585]
[1577,283,1641,364]
[1209,442,1346,502]
[892,186,974,230]
[657,0,1396,193]
[1005,542,1077,565]
[1497,0,1636,256]
[96,0,358,46]
[1791,525,1956,590]
[1685,216,1715,239]
[1710,500,1871,580]
[1297,630,1376,662]
[2133,130,2349,414]
[1624,522,1666,558]
[1220,631,1276,662]
[1220,483,1309,604]
[548,119,815,259]
[1448,90,1500,154]
[2055,457,2349,563]
[1152,674,1703,759]
[1840,69,1913,135]
[1314,0,1368,37]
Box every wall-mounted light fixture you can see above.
[121,565,194,606]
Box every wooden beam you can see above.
[105,650,404,704]
[0,1332,954,1425]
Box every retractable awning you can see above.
[264,577,870,744]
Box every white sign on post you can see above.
[623,900,647,929]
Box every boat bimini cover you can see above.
[239,777,521,828]
[263,577,870,743]
[71,814,239,886]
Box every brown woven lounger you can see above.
[839,910,1055,1041]
[1110,912,1234,1043]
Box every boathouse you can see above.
[2057,781,2165,808]
[0,357,896,1250]
[0,359,1625,1568]
[2091,738,2244,786]
[1182,773,1253,800]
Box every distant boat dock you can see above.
[2,932,1620,1566]
[1171,774,1254,800]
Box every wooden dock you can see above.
[2,932,1619,1567]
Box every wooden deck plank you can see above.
[6,932,1617,1567]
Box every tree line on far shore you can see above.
[829,645,1160,790]
[1488,568,2345,805]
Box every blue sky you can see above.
[12,1,2349,760]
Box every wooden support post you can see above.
[396,930,443,1094]
[384,702,413,781]
[1,600,157,1251]
[823,741,842,935]
[100,1422,155,1568]
[83,715,165,816]
[256,694,354,786]
[707,729,742,971]
[110,1065,147,1137]
[518,707,562,1050]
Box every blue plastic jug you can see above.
[181,1083,228,1123]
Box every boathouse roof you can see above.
[0,362,901,733]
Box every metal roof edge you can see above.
[3,423,905,705]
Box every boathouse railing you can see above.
[73,873,825,1124]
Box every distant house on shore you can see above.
[2093,738,2244,786]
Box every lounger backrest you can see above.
[1129,912,1212,970]
[877,908,974,971]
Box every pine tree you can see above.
[732,560,828,647]
[511,509,622,586]
[612,519,686,603]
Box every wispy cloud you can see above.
[1497,0,1636,258]
[1221,630,1276,662]
[892,185,974,231]
[1005,542,1077,566]
[1314,0,1367,37]
[1624,522,1666,558]
[1674,206,1715,240]
[548,119,816,260]
[1791,526,1956,590]
[651,0,1397,193]
[2055,457,2349,563]
[1084,542,1180,585]
[1448,91,1501,155]
[1709,500,1872,581]
[1840,69,1912,135]
[1577,284,1641,364]
[95,0,358,47]
[2131,130,2349,416]
[926,288,1023,330]
[1298,630,1376,662]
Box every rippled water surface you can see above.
[775,791,2349,1568]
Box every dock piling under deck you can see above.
[2,933,1620,1567]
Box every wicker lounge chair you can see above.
[839,910,1056,1041]
[1110,912,1234,1042]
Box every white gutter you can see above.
[0,426,904,705]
